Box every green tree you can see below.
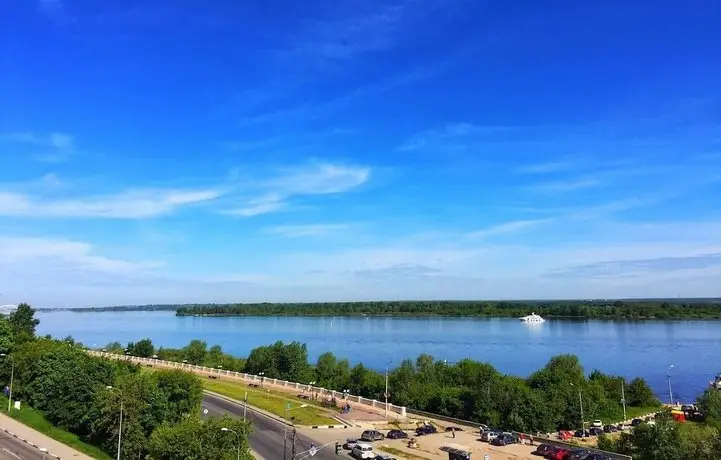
[0,317,14,355]
[183,340,207,365]
[148,415,252,460]
[155,369,203,423]
[615,409,683,460]
[8,302,39,343]
[626,377,658,407]
[133,338,155,358]
[315,352,338,388]
[698,389,721,421]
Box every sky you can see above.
[1,0,720,307]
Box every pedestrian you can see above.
[452,429,456,439]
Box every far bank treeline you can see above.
[173,300,721,319]
[109,337,661,434]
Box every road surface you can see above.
[0,431,49,460]
[202,393,342,460]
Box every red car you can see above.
[546,448,569,460]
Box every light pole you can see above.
[667,365,674,406]
[39,447,47,460]
[570,383,584,433]
[259,372,265,388]
[220,427,241,460]
[384,367,389,419]
[284,403,308,460]
[0,353,14,413]
[620,380,627,421]
[106,386,123,460]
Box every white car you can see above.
[351,443,375,459]
[591,420,603,428]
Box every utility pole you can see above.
[579,390,584,432]
[243,391,247,420]
[667,365,675,406]
[621,380,627,421]
[384,368,389,419]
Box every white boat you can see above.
[519,312,546,323]
[710,373,721,390]
[0,305,17,316]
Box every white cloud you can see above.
[0,131,76,162]
[466,219,551,239]
[224,162,371,217]
[0,188,221,218]
[264,224,349,237]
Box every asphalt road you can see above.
[0,431,48,460]
[202,393,341,460]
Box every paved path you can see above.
[0,413,93,460]
[203,393,340,460]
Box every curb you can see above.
[310,425,349,429]
[203,390,292,427]
[0,425,62,459]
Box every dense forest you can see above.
[174,299,721,319]
[108,337,662,434]
[1,304,252,460]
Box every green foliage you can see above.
[8,302,39,344]
[103,341,124,353]
[148,415,253,460]
[626,377,658,407]
[245,340,313,382]
[0,317,14,355]
[614,410,684,459]
[698,388,721,421]
[184,339,208,365]
[175,299,721,319]
[129,338,155,357]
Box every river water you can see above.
[36,311,721,402]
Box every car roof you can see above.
[355,443,373,448]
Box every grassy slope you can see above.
[203,379,338,426]
[0,396,112,460]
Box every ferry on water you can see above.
[519,312,546,323]
[710,373,721,390]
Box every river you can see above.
[36,310,721,403]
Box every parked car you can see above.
[591,420,603,428]
[589,427,604,436]
[480,430,501,442]
[490,433,516,446]
[603,424,618,433]
[583,454,610,460]
[360,430,385,442]
[566,449,590,460]
[533,443,554,456]
[631,418,643,427]
[574,429,590,438]
[343,438,358,450]
[415,425,437,436]
[445,426,463,432]
[478,424,490,432]
[386,429,408,439]
[351,443,375,459]
[546,448,569,460]
[557,430,574,440]
[373,455,397,460]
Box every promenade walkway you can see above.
[0,413,94,459]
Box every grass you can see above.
[203,379,338,426]
[0,396,112,460]
[599,405,661,424]
[380,446,432,460]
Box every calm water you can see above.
[36,311,721,402]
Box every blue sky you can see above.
[1,0,720,307]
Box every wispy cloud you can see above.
[0,188,221,219]
[0,131,76,162]
[466,219,552,239]
[223,162,371,217]
[527,178,602,193]
[515,159,584,174]
[398,123,513,152]
[264,224,349,237]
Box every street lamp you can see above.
[220,427,241,460]
[39,447,47,460]
[106,386,123,460]
[667,365,674,406]
[258,372,265,388]
[620,379,627,421]
[284,404,308,460]
[569,383,584,434]
[0,353,14,413]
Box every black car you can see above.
[373,456,397,460]
[360,430,385,442]
[566,449,590,460]
[574,429,590,438]
[490,434,516,446]
[532,443,553,456]
[415,425,437,436]
[602,424,618,433]
[588,427,604,436]
[631,418,643,427]
[386,429,408,439]
[583,454,610,460]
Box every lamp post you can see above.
[0,353,14,413]
[621,380,627,421]
[106,386,123,460]
[667,365,674,406]
[570,383,584,434]
[384,367,389,419]
[220,427,241,460]
[284,403,308,460]
[259,372,265,388]
[39,447,47,460]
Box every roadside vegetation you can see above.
[174,299,721,319]
[1,303,253,460]
[106,337,662,434]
